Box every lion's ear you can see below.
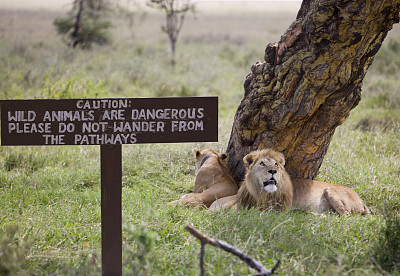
[276,152,286,166]
[219,153,227,160]
[243,153,255,168]
[192,148,201,157]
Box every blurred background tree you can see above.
[53,0,115,49]
[147,0,195,65]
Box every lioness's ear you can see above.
[192,148,201,157]
[219,153,227,160]
[243,153,255,168]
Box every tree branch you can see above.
[184,223,280,276]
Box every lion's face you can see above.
[243,149,287,195]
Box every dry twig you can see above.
[184,222,280,276]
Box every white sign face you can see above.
[1,97,218,146]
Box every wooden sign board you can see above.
[0,97,218,276]
[1,97,218,146]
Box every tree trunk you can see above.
[226,0,400,182]
[71,0,84,48]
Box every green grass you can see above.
[1,2,400,275]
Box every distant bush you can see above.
[54,17,111,49]
[355,116,399,132]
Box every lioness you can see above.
[209,149,370,215]
[168,148,238,208]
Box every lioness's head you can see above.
[192,148,227,175]
[243,149,290,195]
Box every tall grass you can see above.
[0,2,400,275]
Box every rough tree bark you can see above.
[226,0,400,182]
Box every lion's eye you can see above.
[275,163,278,167]
[260,161,266,166]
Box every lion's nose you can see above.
[268,169,277,175]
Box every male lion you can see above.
[209,149,370,215]
[168,148,238,208]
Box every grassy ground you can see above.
[1,1,400,275]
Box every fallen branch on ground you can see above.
[184,222,280,276]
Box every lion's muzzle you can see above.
[263,179,276,186]
[263,177,278,193]
[263,169,277,187]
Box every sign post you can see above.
[101,144,122,275]
[0,97,218,275]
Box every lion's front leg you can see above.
[208,195,238,212]
[167,193,207,208]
